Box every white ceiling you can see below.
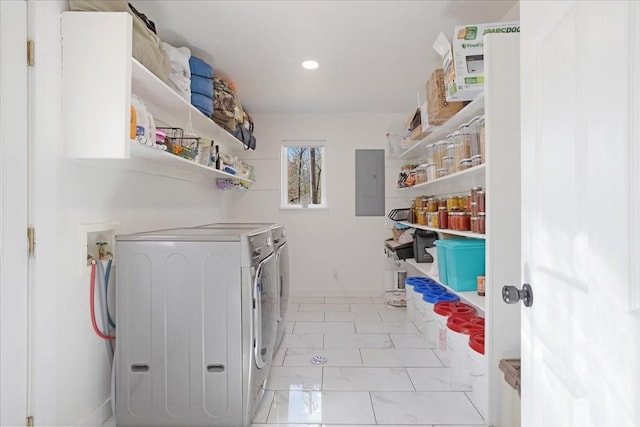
[133,0,517,115]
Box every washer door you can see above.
[253,252,277,369]
[275,242,290,322]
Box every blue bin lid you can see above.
[405,277,431,287]
[434,239,485,248]
[423,292,460,303]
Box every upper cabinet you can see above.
[61,12,252,185]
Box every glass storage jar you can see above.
[479,115,486,164]
[443,136,455,177]
[437,207,449,229]
[426,198,439,212]
[417,208,427,225]
[477,212,486,234]
[469,116,482,166]
[457,123,472,171]
[477,190,486,212]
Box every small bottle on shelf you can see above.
[214,145,221,170]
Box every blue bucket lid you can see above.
[405,277,431,287]
[423,292,460,304]
[415,283,446,294]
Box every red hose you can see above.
[90,262,115,341]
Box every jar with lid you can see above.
[444,133,457,174]
[427,212,438,228]
[425,143,437,182]
[469,116,482,166]
[426,197,439,212]
[450,212,471,231]
[477,190,486,212]
[417,208,427,225]
[446,196,459,212]
[408,201,417,224]
[414,165,427,185]
[479,115,486,164]
[435,141,449,178]
[470,216,479,233]
[457,123,472,171]
[437,207,449,229]
[477,212,486,234]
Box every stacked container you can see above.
[446,315,485,386]
[469,333,487,419]
[432,301,476,366]
[421,292,459,346]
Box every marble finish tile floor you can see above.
[252,294,486,426]
[103,294,485,427]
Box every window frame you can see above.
[280,141,328,210]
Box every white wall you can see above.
[29,2,233,425]
[230,113,405,296]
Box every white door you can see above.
[521,1,640,426]
[0,1,30,425]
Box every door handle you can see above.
[502,283,534,307]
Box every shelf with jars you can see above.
[400,185,487,238]
[396,110,486,195]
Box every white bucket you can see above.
[469,343,488,420]
[421,299,436,346]
[434,311,450,366]
[448,329,473,386]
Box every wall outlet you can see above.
[80,222,119,271]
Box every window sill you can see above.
[280,206,329,212]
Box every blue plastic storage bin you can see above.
[434,239,486,291]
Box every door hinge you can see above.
[27,40,35,66]
[27,416,34,427]
[27,227,35,255]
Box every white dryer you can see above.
[115,226,277,426]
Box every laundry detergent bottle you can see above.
[131,95,148,145]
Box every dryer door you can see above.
[253,252,277,369]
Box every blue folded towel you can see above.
[191,92,213,117]
[190,75,213,98]
[189,56,213,79]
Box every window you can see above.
[281,142,326,208]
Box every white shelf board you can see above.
[130,58,246,154]
[398,222,486,240]
[404,258,485,312]
[98,141,254,187]
[397,164,486,196]
[396,95,485,160]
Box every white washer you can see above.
[115,226,277,426]
[197,223,289,351]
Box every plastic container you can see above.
[434,239,486,291]
[405,277,432,321]
[131,95,149,145]
[433,302,477,366]
[411,282,445,325]
[421,291,459,346]
[469,333,488,420]
[447,316,485,386]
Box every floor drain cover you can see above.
[310,356,327,365]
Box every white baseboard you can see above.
[79,398,112,427]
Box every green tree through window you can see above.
[284,145,324,206]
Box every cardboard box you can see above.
[406,107,431,141]
[434,22,520,101]
[425,69,466,125]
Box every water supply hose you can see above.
[90,262,115,341]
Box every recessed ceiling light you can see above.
[302,60,319,70]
